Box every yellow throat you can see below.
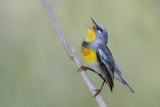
[85,28,96,42]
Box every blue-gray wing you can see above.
[96,45,115,91]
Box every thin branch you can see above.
[42,0,107,107]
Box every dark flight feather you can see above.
[96,44,115,92]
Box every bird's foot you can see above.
[93,89,101,97]
[77,66,89,72]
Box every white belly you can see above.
[87,61,103,74]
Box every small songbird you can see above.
[78,18,135,97]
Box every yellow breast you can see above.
[82,46,97,62]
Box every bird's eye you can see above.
[100,28,103,32]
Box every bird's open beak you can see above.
[86,25,94,31]
[86,18,97,32]
[91,18,97,31]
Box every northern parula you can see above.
[78,18,135,97]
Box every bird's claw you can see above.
[77,66,87,72]
[93,89,101,97]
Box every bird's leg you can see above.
[77,66,96,73]
[78,66,105,97]
[93,81,105,97]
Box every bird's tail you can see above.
[115,71,135,93]
[120,75,135,93]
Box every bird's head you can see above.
[85,18,108,44]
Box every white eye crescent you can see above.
[98,30,102,33]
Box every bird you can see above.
[78,18,135,97]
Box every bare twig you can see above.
[42,0,107,107]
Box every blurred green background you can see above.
[0,0,160,107]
